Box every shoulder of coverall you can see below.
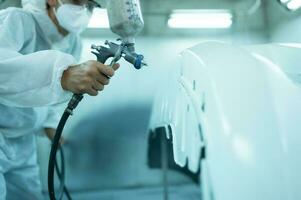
[0,7,37,51]
[0,7,36,25]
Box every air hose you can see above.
[47,49,117,200]
[48,94,83,200]
[48,60,117,200]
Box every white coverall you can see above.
[0,4,82,199]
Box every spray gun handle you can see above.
[91,44,119,64]
[91,50,111,64]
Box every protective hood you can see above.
[22,0,47,12]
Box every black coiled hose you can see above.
[48,94,83,200]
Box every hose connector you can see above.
[65,94,84,115]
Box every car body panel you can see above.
[149,42,301,200]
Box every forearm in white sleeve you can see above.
[0,48,77,107]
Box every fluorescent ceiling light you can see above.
[88,8,110,28]
[287,0,301,10]
[168,9,233,29]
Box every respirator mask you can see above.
[55,0,97,34]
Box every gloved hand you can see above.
[61,61,120,96]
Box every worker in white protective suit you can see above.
[0,0,120,199]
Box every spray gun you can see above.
[91,40,146,70]
[48,1,146,199]
[92,0,146,69]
